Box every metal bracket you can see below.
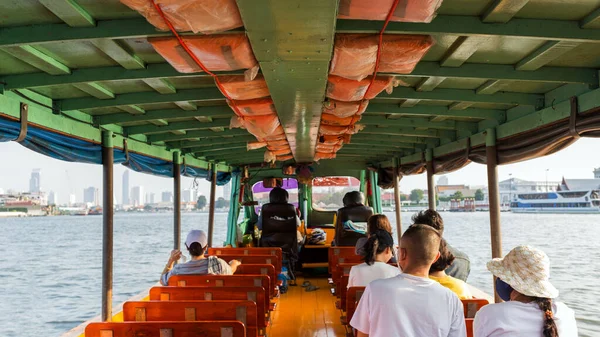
[569,96,580,139]
[15,102,28,142]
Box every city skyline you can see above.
[1,139,599,202]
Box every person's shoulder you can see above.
[446,243,469,259]
[555,301,576,318]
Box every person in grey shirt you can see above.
[411,210,471,282]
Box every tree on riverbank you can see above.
[410,189,424,204]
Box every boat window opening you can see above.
[557,191,588,198]
[252,178,299,214]
[591,191,600,199]
[312,176,361,211]
[593,200,600,207]
[517,193,554,200]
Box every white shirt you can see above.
[347,261,400,288]
[474,301,578,337]
[350,273,467,337]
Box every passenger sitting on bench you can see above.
[348,229,400,288]
[334,191,373,246]
[160,230,241,285]
[355,214,397,263]
[351,224,466,337]
[257,187,301,230]
[429,238,473,299]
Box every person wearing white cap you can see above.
[474,245,578,337]
[160,230,241,285]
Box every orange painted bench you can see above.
[85,321,246,337]
[462,298,490,318]
[168,275,272,300]
[345,286,366,326]
[332,260,361,298]
[466,318,474,337]
[217,254,281,276]
[123,300,258,337]
[149,286,268,329]
[209,247,282,264]
[328,247,357,274]
[335,275,350,311]
[235,264,278,298]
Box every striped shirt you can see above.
[160,256,233,285]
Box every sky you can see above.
[0,138,598,203]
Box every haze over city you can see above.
[0,138,599,204]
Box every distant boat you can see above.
[511,190,600,214]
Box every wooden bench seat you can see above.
[209,247,282,264]
[85,321,246,337]
[217,254,281,276]
[328,247,357,274]
[235,264,279,298]
[149,286,268,329]
[345,286,366,325]
[168,275,271,299]
[123,300,258,337]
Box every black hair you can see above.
[411,209,444,233]
[187,242,206,257]
[533,297,559,337]
[269,187,289,204]
[363,230,394,265]
[429,238,455,273]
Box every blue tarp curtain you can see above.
[0,117,231,181]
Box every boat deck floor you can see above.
[268,276,347,337]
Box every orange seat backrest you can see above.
[85,321,246,337]
[149,286,268,328]
[123,300,258,337]
[235,264,278,298]
[346,286,367,325]
[338,275,350,309]
[466,318,474,337]
[218,254,281,275]
[328,247,357,273]
[209,247,282,263]
[168,275,272,299]
[461,298,490,318]
[332,259,362,290]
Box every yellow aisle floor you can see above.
[267,276,347,337]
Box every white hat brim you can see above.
[487,258,559,299]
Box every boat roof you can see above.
[1,0,600,179]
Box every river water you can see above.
[0,212,598,337]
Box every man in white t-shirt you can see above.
[350,224,466,337]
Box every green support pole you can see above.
[369,171,382,214]
[359,170,367,197]
[225,171,241,247]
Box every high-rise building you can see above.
[69,194,77,206]
[131,186,144,206]
[161,191,173,203]
[437,176,449,186]
[595,168,600,179]
[29,169,41,193]
[182,189,194,202]
[84,187,99,205]
[122,170,130,205]
[147,192,155,204]
[48,191,58,205]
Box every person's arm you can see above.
[229,259,241,274]
[356,332,369,337]
[296,216,301,227]
[160,249,181,285]
[347,267,355,288]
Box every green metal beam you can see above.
[2,45,71,75]
[336,16,600,43]
[515,41,581,71]
[352,134,432,144]
[91,39,145,70]
[415,77,446,92]
[167,136,255,150]
[482,0,530,23]
[580,6,600,29]
[119,105,145,115]
[147,129,250,143]
[0,63,241,90]
[476,80,509,95]
[38,0,96,27]
[382,87,543,107]
[94,106,232,125]
[188,145,247,155]
[125,119,230,136]
[3,60,594,91]
[58,88,224,111]
[360,126,454,139]
[366,103,506,121]
[343,141,416,149]
[360,116,464,130]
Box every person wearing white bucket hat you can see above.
[159,230,241,285]
[474,246,577,337]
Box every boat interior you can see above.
[1,0,600,336]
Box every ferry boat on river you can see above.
[1,0,600,336]
[511,190,600,214]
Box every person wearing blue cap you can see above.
[160,229,241,285]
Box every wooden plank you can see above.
[38,0,96,27]
[476,80,509,95]
[482,0,531,23]
[580,6,600,29]
[175,101,198,111]
[416,76,447,92]
[119,105,145,115]
[73,82,115,99]
[143,78,177,94]
[2,45,70,75]
[440,36,487,67]
[91,39,145,70]
[516,41,581,71]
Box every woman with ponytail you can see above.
[474,246,577,337]
[347,229,400,288]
